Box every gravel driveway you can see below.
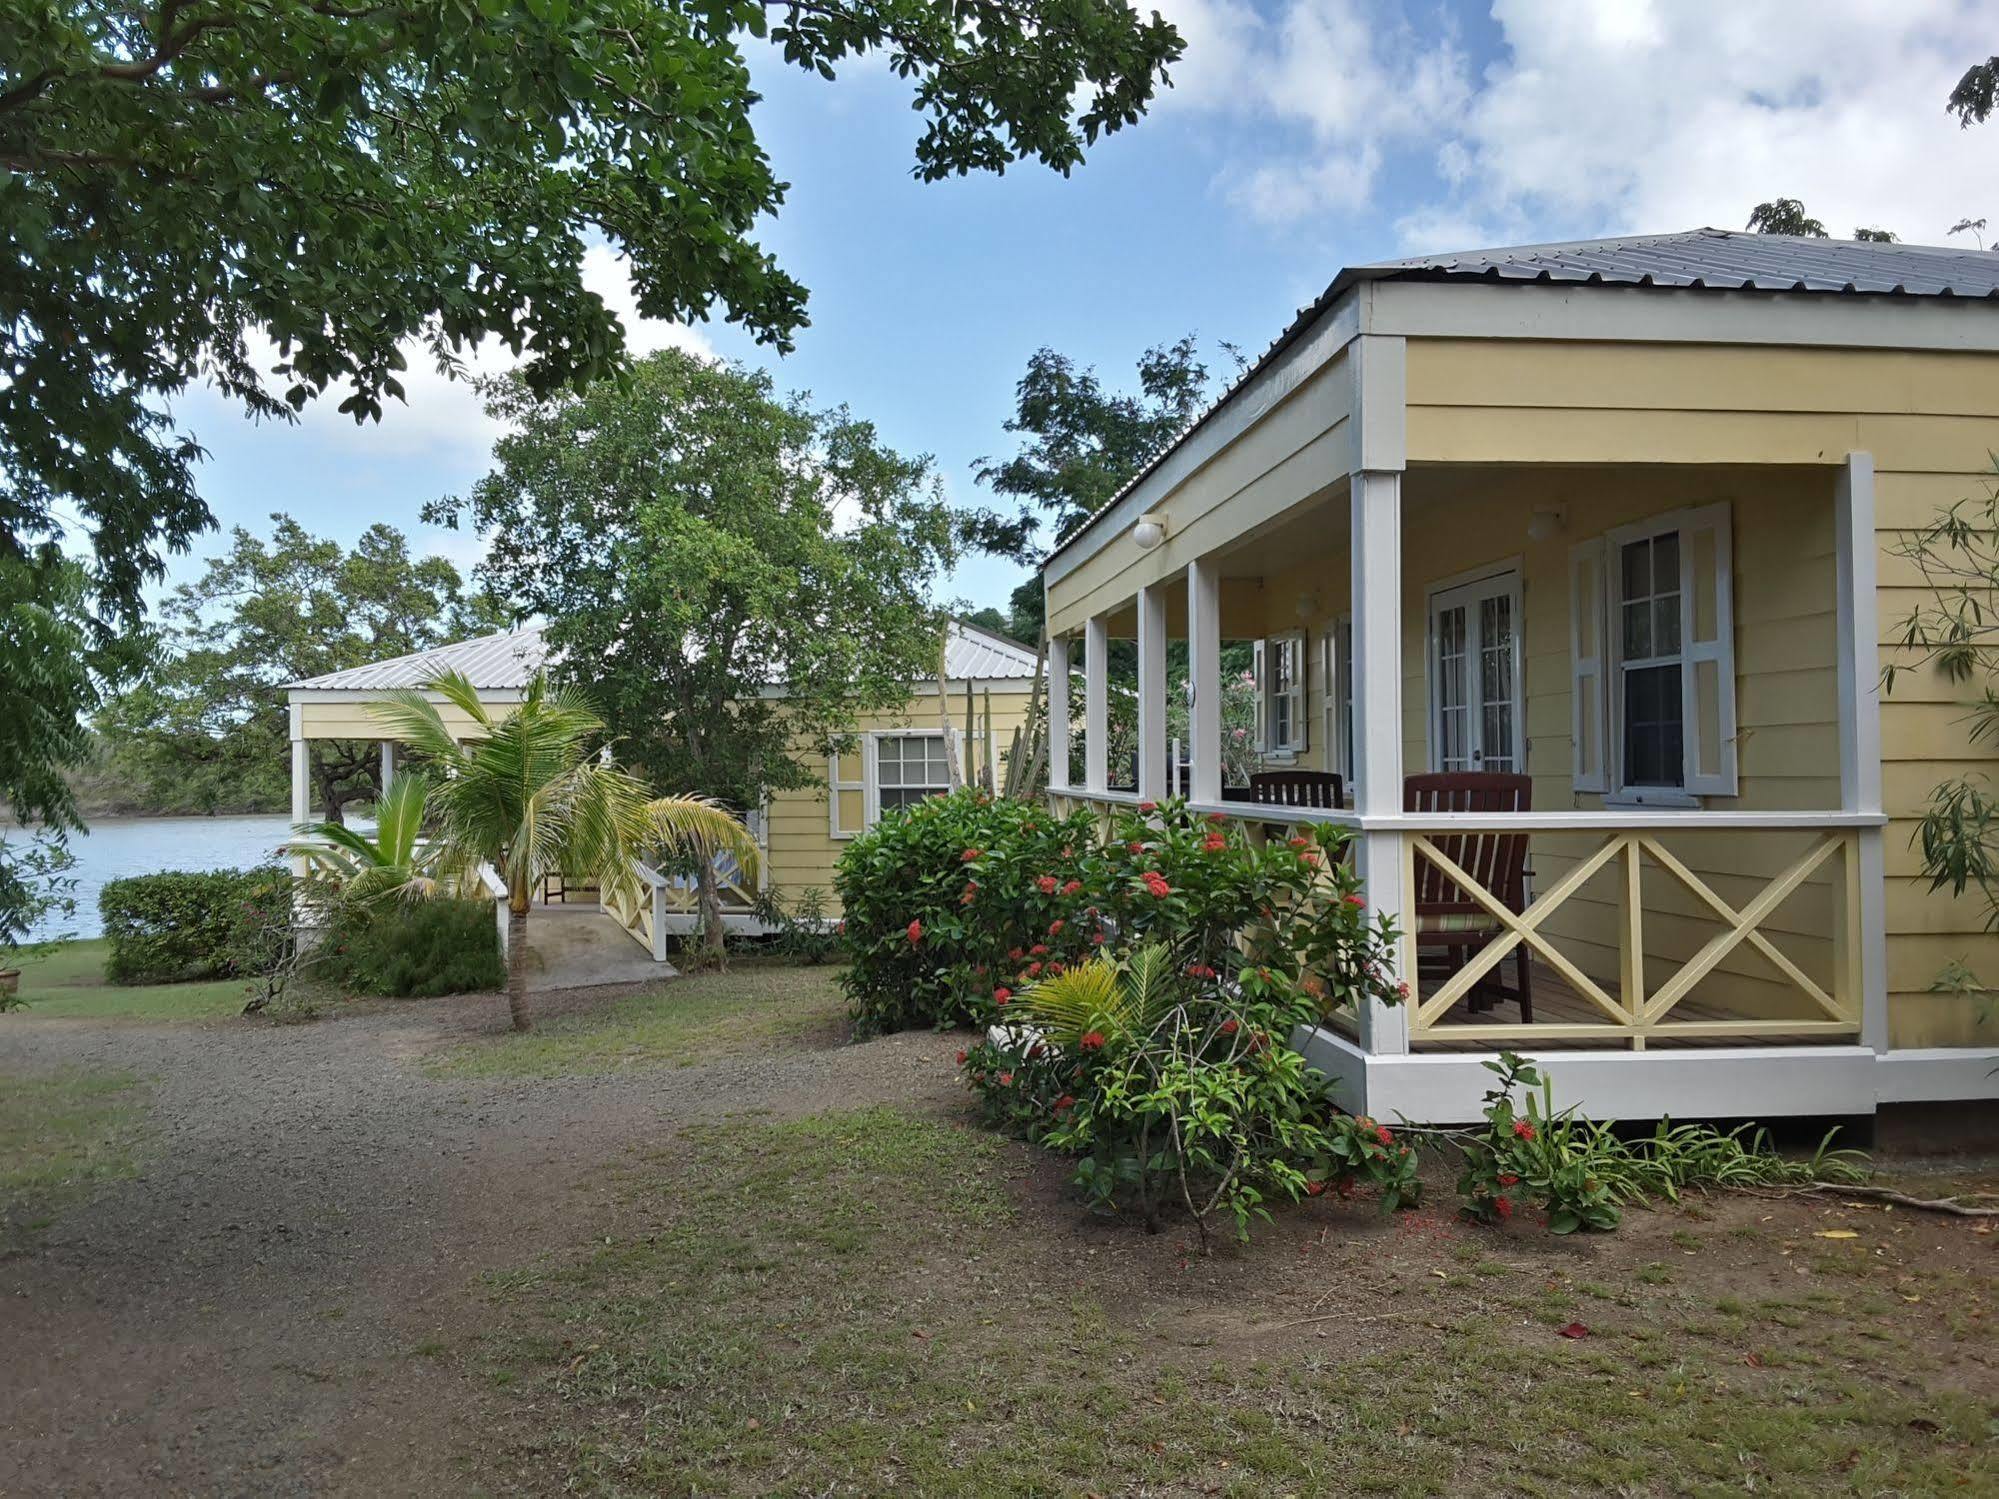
[0,990,958,1496]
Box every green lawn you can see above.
[466,1105,1997,1496]
[428,960,849,1080]
[0,1065,146,1250]
[4,939,247,1021]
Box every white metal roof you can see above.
[287,618,1036,694]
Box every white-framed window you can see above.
[868,731,954,820]
[1255,632,1308,756]
[1573,503,1736,803]
[1321,616,1354,786]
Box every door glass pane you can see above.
[1434,604,1469,771]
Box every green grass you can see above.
[469,1107,1997,1497]
[5,938,246,1021]
[427,960,849,1080]
[0,1065,146,1249]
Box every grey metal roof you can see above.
[287,627,548,691]
[1050,227,1999,564]
[1340,227,1999,298]
[289,618,1036,694]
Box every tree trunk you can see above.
[695,858,727,971]
[506,904,533,1031]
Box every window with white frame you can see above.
[1572,503,1736,803]
[873,732,953,814]
[1321,617,1354,784]
[1256,632,1308,756]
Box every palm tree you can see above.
[293,772,473,903]
[369,669,758,1031]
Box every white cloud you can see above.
[1162,0,1991,250]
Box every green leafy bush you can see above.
[835,790,1104,1035]
[1455,1053,1869,1233]
[313,898,503,998]
[101,866,290,984]
[964,944,1417,1246]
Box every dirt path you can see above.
[0,990,958,1497]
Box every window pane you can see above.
[1621,537,1651,599]
[1652,531,1680,595]
[1622,599,1651,659]
[1653,597,1681,655]
[1622,664,1684,787]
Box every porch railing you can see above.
[603,860,671,961]
[1049,790,1881,1054]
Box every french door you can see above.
[1429,570,1525,774]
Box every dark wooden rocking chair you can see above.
[1404,772,1533,1022]
[1219,770,1346,809]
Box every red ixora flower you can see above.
[1048,918,1065,935]
[955,1049,968,1065]
[1078,1030,1107,1052]
[1053,1093,1076,1112]
[1218,1017,1240,1036]
[1498,1173,1519,1186]
[998,1071,1014,1087]
[1206,811,1227,825]
[1287,836,1310,850]
[1030,943,1049,957]
[906,919,923,946]
[1512,1119,1536,1141]
[1343,893,1366,908]
[1494,1196,1514,1220]
[993,986,1012,1005]
[1091,931,1107,945]
[1009,946,1025,961]
[961,848,982,862]
[1037,874,1059,894]
[1137,799,1158,813]
[1304,1180,1327,1197]
[1375,1125,1394,1146]
[1027,961,1043,977]
[1126,840,1146,855]
[1142,872,1172,898]
[1060,879,1083,896]
[960,884,978,906]
[1202,833,1227,852]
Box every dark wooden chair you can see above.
[1220,770,1345,808]
[1404,772,1533,1021]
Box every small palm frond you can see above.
[370,774,431,868]
[369,675,480,764]
[1120,943,1180,1035]
[1016,958,1124,1047]
[645,795,762,886]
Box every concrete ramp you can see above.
[521,904,676,992]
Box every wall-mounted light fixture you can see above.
[1132,511,1168,550]
[1526,504,1567,542]
[1294,589,1319,620]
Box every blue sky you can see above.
[170,0,1995,621]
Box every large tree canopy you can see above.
[95,516,505,818]
[438,349,960,819]
[4,0,1180,618]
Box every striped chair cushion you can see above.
[1415,910,1502,935]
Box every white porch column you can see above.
[1047,635,1072,792]
[1835,451,1890,1053]
[1084,615,1109,794]
[1187,557,1222,804]
[379,739,396,795]
[1351,333,1410,1055]
[289,704,310,825]
[1136,583,1168,801]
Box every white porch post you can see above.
[1835,451,1890,1053]
[1084,615,1109,794]
[1352,334,1410,1056]
[1047,634,1072,792]
[289,704,310,825]
[1136,583,1167,801]
[379,739,396,795]
[1187,557,1222,803]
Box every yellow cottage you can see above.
[285,617,1042,952]
[1039,228,1998,1124]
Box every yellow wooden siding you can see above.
[295,699,500,740]
[1406,339,1999,1047]
[763,688,1038,914]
